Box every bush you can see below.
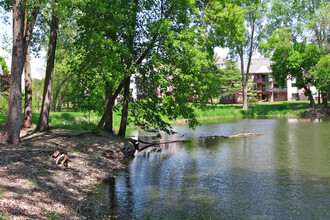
[0,94,8,114]
[219,93,237,104]
[248,97,258,103]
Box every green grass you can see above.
[0,111,122,131]
[48,111,122,130]
[0,101,318,131]
[192,101,310,120]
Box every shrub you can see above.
[219,93,237,104]
[248,97,258,103]
[0,94,8,114]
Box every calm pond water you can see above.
[89,118,330,219]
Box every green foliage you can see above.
[264,0,326,41]
[32,78,44,112]
[0,56,9,73]
[46,211,56,220]
[72,0,221,134]
[206,0,267,110]
[52,48,76,112]
[0,211,9,220]
[204,1,246,48]
[248,97,258,103]
[0,92,8,113]
[266,30,322,90]
[217,59,242,103]
[311,54,330,93]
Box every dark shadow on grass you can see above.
[50,112,76,121]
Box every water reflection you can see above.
[89,118,330,219]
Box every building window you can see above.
[275,94,280,98]
[291,83,296,87]
[292,93,298,100]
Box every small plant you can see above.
[0,211,10,220]
[46,211,56,220]
[17,189,25,195]
[0,191,4,199]
[248,97,258,103]
[22,141,29,146]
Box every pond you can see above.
[88,118,330,219]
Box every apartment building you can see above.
[215,57,314,102]
[248,58,287,102]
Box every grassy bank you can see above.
[174,101,317,125]
[0,111,122,131]
[0,101,326,131]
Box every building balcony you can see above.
[254,78,273,83]
[257,89,271,92]
[273,88,287,92]
[257,88,287,93]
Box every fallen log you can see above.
[133,133,263,152]
[135,139,190,152]
[205,133,263,139]
[226,132,263,138]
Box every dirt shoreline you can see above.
[0,128,135,220]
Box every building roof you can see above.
[215,56,272,74]
[238,57,272,74]
[214,57,227,65]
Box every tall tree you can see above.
[205,0,265,110]
[263,29,322,107]
[235,0,266,110]
[0,0,40,143]
[218,60,242,104]
[36,0,59,131]
[311,54,330,106]
[22,44,33,128]
[261,0,328,106]
[306,2,330,52]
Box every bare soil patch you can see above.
[0,128,135,219]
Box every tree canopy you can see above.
[71,0,221,136]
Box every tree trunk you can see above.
[238,50,248,110]
[0,0,39,143]
[36,10,59,131]
[23,44,33,128]
[56,90,66,112]
[98,96,115,132]
[304,86,315,108]
[97,77,129,131]
[52,75,72,112]
[318,90,321,105]
[52,87,60,112]
[1,1,26,144]
[118,77,130,137]
[104,100,114,133]
[322,92,327,107]
[242,83,248,110]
